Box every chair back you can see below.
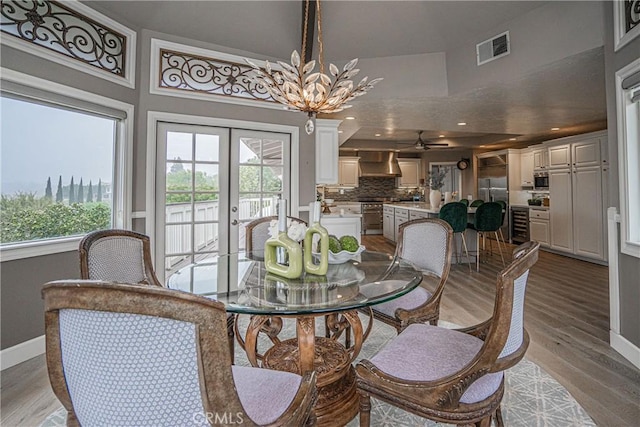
[42,281,245,426]
[79,229,161,287]
[245,216,307,253]
[470,199,484,208]
[496,200,507,224]
[459,199,469,207]
[486,241,540,367]
[473,202,503,232]
[396,218,453,278]
[438,202,467,233]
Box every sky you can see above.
[1,97,115,196]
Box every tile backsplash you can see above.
[324,177,422,201]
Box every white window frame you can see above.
[614,0,640,52]
[0,68,134,262]
[615,58,640,258]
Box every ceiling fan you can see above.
[400,131,449,151]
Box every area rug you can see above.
[41,316,595,427]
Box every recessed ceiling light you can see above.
[439,134,445,138]
[551,127,560,131]
[509,138,517,141]
[345,116,356,120]
[457,122,467,126]
[375,133,381,137]
[479,145,486,147]
[338,130,343,134]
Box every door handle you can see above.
[231,206,238,212]
[231,219,239,225]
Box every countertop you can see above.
[384,202,439,214]
[511,204,550,211]
[321,213,362,219]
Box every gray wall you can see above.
[603,3,640,346]
[420,150,475,199]
[446,1,604,94]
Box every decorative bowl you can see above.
[314,245,366,264]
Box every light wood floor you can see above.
[2,237,639,426]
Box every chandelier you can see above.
[246,0,382,134]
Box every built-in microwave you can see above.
[534,171,549,190]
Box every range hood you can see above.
[358,151,402,177]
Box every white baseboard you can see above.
[1,335,45,371]
[610,331,640,369]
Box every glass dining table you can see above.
[168,250,423,427]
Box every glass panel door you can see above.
[231,129,291,253]
[156,124,291,283]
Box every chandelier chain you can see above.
[301,0,310,69]
[316,0,325,74]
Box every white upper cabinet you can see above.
[397,159,421,188]
[520,150,534,187]
[548,144,571,169]
[572,138,601,168]
[338,157,359,187]
[314,119,341,185]
[533,148,549,170]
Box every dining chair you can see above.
[356,241,540,427]
[470,199,485,208]
[468,202,506,271]
[79,229,162,287]
[245,215,308,254]
[438,202,472,272]
[80,229,237,361]
[42,281,317,427]
[368,218,453,333]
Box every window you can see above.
[616,58,640,257]
[0,71,132,261]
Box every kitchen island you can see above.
[320,212,362,243]
[383,202,479,264]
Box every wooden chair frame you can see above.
[43,281,317,427]
[370,218,454,333]
[356,241,540,426]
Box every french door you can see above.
[155,122,291,282]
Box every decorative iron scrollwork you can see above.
[0,0,127,77]
[159,48,276,103]
[626,0,640,33]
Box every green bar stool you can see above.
[439,202,472,272]
[470,199,485,208]
[459,198,469,207]
[468,201,506,271]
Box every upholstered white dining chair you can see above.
[369,218,453,333]
[356,241,540,427]
[245,215,307,254]
[42,281,317,427]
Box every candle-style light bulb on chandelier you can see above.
[246,0,382,134]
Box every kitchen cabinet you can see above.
[320,216,362,243]
[393,208,409,242]
[549,168,573,252]
[397,159,421,188]
[548,144,571,169]
[409,210,430,221]
[533,148,548,170]
[338,157,359,187]
[548,134,605,261]
[383,205,394,241]
[529,209,550,247]
[314,119,341,185]
[520,150,534,187]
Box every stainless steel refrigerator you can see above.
[477,154,509,240]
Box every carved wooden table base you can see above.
[241,310,368,427]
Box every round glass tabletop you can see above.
[167,250,423,315]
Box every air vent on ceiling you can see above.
[476,31,510,66]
